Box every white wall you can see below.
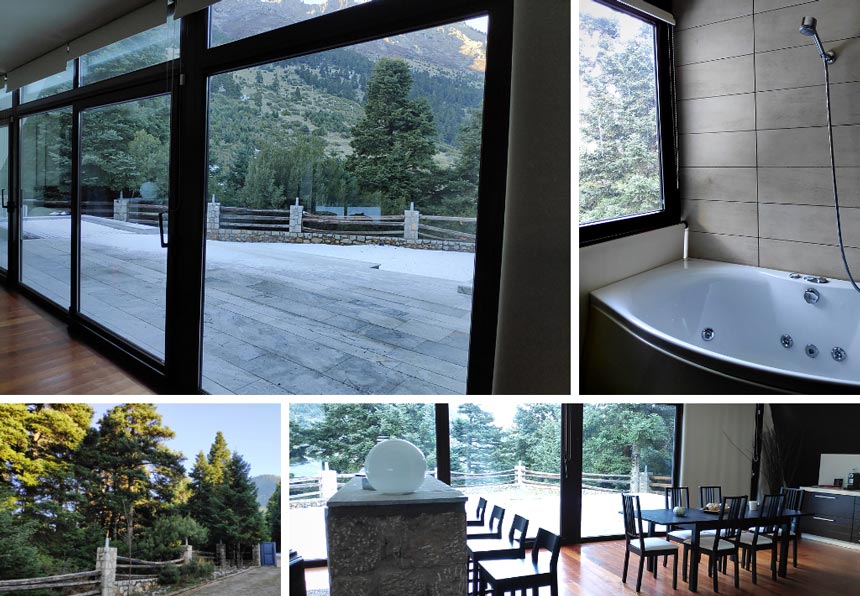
[493,0,571,394]
[680,404,756,504]
[819,454,860,486]
[579,224,684,349]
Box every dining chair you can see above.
[777,487,804,568]
[467,514,529,595]
[476,527,561,596]
[620,493,679,592]
[467,505,505,539]
[739,494,785,584]
[468,497,488,527]
[699,486,722,508]
[664,487,692,565]
[683,495,746,593]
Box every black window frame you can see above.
[578,0,679,247]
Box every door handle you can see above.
[1,189,6,209]
[158,211,168,248]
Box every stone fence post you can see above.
[320,469,339,500]
[207,201,221,239]
[404,205,419,241]
[216,543,227,567]
[252,544,261,567]
[97,546,117,596]
[515,462,524,488]
[290,201,304,234]
[182,544,193,564]
[114,197,130,222]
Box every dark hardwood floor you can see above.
[304,539,860,595]
[0,288,154,395]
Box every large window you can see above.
[578,0,677,244]
[79,19,180,85]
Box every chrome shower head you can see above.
[800,16,836,64]
[799,16,818,36]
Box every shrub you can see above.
[158,565,181,585]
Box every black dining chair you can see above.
[777,487,804,568]
[699,486,722,508]
[476,527,561,596]
[664,487,691,565]
[467,514,529,595]
[621,494,679,592]
[467,505,505,539]
[739,494,785,584]
[468,497,488,527]
[683,495,746,593]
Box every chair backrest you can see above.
[700,486,722,508]
[714,495,747,548]
[780,487,805,531]
[507,514,529,545]
[488,505,505,534]
[621,493,645,553]
[752,493,786,541]
[475,497,488,523]
[664,486,690,509]
[531,528,561,572]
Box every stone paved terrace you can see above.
[15,216,474,394]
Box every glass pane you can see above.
[581,404,677,538]
[289,402,437,560]
[20,61,75,104]
[0,126,8,270]
[449,402,560,539]
[80,96,171,358]
[203,21,487,394]
[210,0,378,47]
[0,86,12,111]
[579,0,662,225]
[20,108,73,306]
[80,18,180,85]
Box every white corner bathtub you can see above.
[583,259,860,394]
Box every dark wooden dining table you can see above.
[638,507,808,592]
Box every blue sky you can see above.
[89,404,281,477]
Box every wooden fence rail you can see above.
[0,569,101,591]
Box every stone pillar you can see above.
[114,197,130,222]
[216,543,227,567]
[320,469,339,499]
[206,201,221,239]
[403,207,419,241]
[290,203,304,234]
[97,547,118,596]
[326,476,468,596]
[182,545,193,564]
[252,544,261,567]
[515,462,525,487]
[22,204,28,219]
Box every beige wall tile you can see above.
[680,167,757,201]
[675,0,752,30]
[754,0,860,54]
[757,127,830,167]
[679,93,756,133]
[676,17,754,65]
[759,237,860,279]
[683,199,759,236]
[679,131,757,167]
[677,55,755,100]
[758,167,860,206]
[755,38,860,91]
[688,231,759,265]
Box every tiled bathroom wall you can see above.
[675,0,860,278]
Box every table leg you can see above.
[647,521,656,572]
[689,526,700,593]
[778,521,790,577]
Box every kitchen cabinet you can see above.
[802,487,859,543]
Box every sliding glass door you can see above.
[19,108,73,307]
[78,95,172,359]
[0,124,8,272]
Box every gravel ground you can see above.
[187,567,280,596]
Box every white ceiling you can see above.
[0,0,154,75]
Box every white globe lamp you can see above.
[364,438,427,494]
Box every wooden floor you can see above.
[0,287,154,394]
[304,538,860,595]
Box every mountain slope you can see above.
[253,474,281,508]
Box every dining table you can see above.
[637,507,809,592]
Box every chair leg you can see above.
[664,553,668,567]
[636,554,645,592]
[622,548,630,583]
[733,553,739,589]
[712,554,719,593]
[652,555,658,578]
[682,547,688,583]
[751,549,758,584]
[793,537,798,568]
[771,543,778,581]
[672,551,678,590]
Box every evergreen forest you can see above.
[0,404,280,590]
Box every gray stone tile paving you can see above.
[23,226,472,394]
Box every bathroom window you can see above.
[579,0,678,245]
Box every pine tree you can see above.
[347,58,437,214]
[450,403,503,475]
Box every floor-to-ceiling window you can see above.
[19,108,73,307]
[0,124,8,272]
[79,95,173,359]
